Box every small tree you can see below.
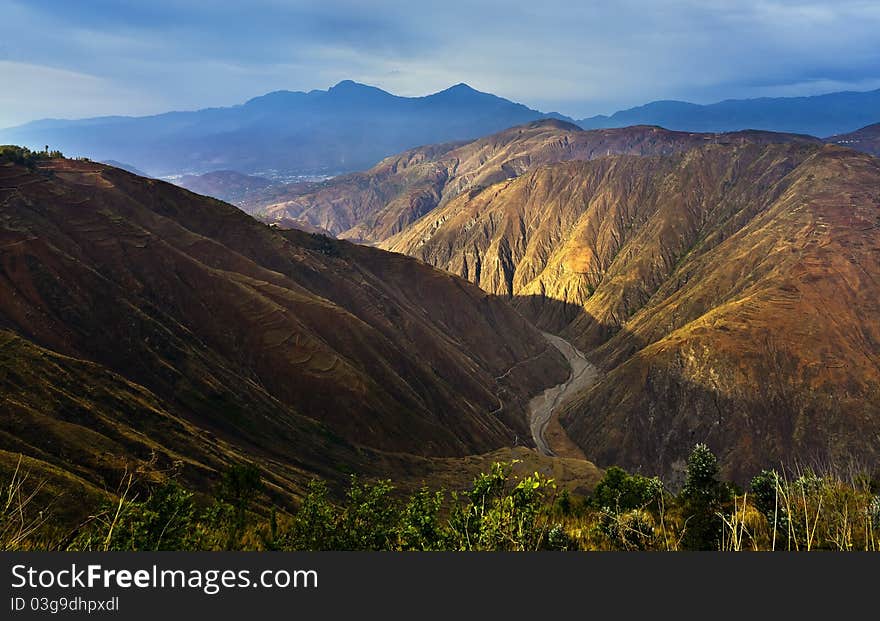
[680,443,729,550]
[591,466,662,512]
[750,470,778,519]
[590,465,664,550]
[447,462,556,551]
[214,463,263,549]
[335,477,399,550]
[283,479,340,550]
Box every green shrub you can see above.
[679,444,731,550]
[591,466,662,512]
[396,488,445,551]
[5,453,877,552]
[281,479,340,551]
[214,463,263,550]
[447,462,556,551]
[336,478,399,550]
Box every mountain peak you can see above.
[330,79,362,90]
[523,118,583,132]
[325,80,395,102]
[433,83,484,98]
[329,79,386,93]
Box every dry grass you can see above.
[712,466,876,552]
[0,456,49,550]
[2,452,877,552]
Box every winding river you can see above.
[528,332,599,456]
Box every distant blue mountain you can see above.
[579,89,880,137]
[4,82,877,177]
[0,81,570,177]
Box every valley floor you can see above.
[528,333,599,457]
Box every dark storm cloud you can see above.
[1,0,879,126]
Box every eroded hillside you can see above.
[256,120,818,242]
[0,156,571,509]
[384,141,880,480]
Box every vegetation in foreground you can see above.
[2,445,878,551]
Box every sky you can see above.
[2,0,880,127]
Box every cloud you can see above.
[1,0,879,122]
[0,61,160,127]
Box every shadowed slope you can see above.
[0,155,569,508]
[384,141,880,481]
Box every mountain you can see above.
[0,153,578,513]
[0,81,569,178]
[176,170,275,204]
[254,120,819,242]
[6,83,878,180]
[383,140,880,482]
[828,122,880,157]
[579,89,880,137]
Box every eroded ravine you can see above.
[528,332,599,456]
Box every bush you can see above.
[336,478,399,550]
[281,479,339,551]
[447,462,557,551]
[4,453,878,552]
[545,523,575,551]
[591,466,662,512]
[750,469,780,522]
[281,478,402,551]
[214,463,263,550]
[397,488,445,551]
[107,481,199,551]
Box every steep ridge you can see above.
[828,122,880,157]
[259,120,819,242]
[0,155,570,505]
[384,141,880,481]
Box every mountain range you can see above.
[0,81,564,178]
[383,136,880,481]
[1,90,879,511]
[249,120,821,242]
[1,81,879,181]
[198,115,879,482]
[578,88,880,137]
[0,152,609,519]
